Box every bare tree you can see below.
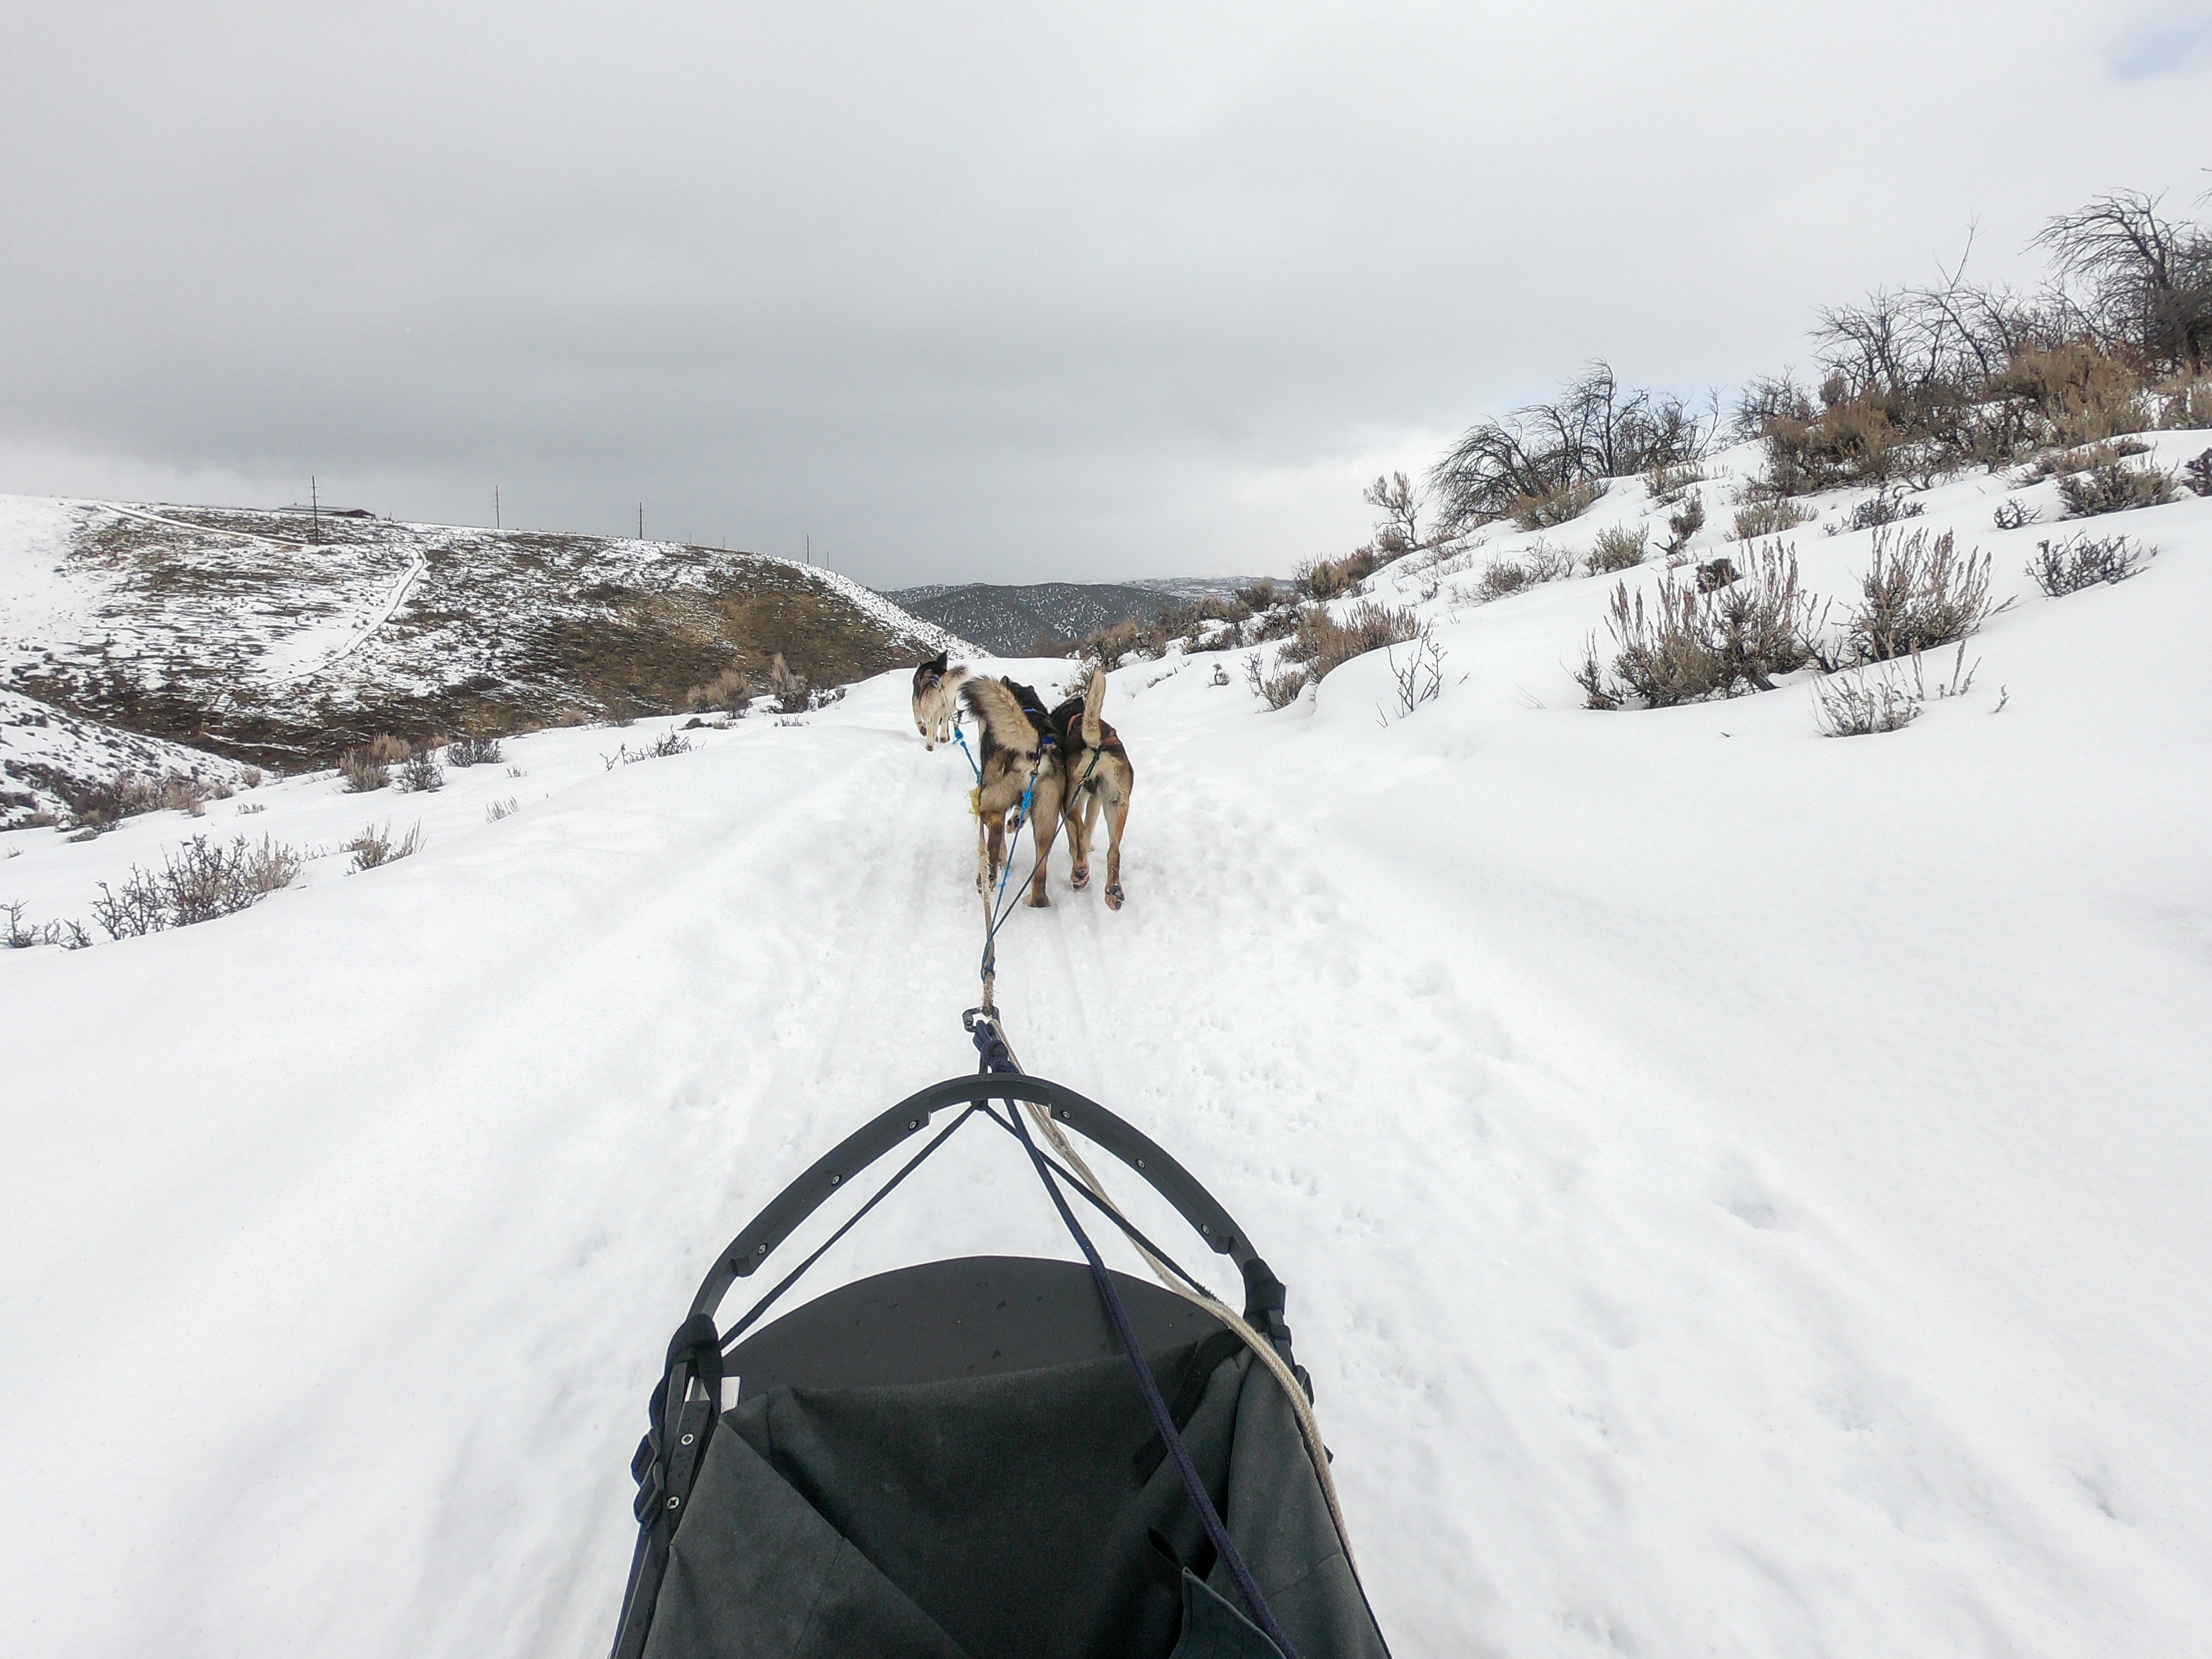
[2034,189,2212,375]
[1429,361,1706,531]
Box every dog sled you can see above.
[608,1014,1391,1659]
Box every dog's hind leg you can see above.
[1100,785,1130,910]
[979,809,1006,893]
[1024,780,1064,907]
[1066,789,1095,890]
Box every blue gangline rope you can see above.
[968,1013,1299,1659]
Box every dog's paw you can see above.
[1070,867,1089,890]
[1104,884,1124,911]
[1026,890,1053,908]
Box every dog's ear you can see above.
[924,650,947,674]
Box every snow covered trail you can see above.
[4,476,2210,1659]
[290,548,431,677]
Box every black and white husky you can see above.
[910,651,969,750]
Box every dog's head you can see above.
[911,651,951,732]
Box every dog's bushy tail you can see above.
[1081,667,1106,748]
[962,675,1044,754]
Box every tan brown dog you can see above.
[1049,667,1134,910]
[959,675,1066,906]
[910,651,968,749]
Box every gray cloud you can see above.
[3,1,2207,585]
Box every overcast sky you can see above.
[3,2,2208,586]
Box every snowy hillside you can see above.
[2,435,2209,1657]
[1,686,260,830]
[886,576,1265,655]
[0,493,971,766]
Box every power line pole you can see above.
[494,485,501,530]
[638,503,644,540]
[310,475,321,545]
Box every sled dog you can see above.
[959,675,1066,907]
[1050,667,1134,910]
[911,651,969,749]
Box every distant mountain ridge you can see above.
[883,576,1275,656]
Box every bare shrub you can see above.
[1575,545,1825,708]
[1662,493,1707,556]
[1587,523,1648,573]
[2161,380,2212,430]
[1379,625,1448,720]
[339,747,390,792]
[1846,527,1997,662]
[1081,617,1147,669]
[1834,487,1924,534]
[91,834,300,937]
[1468,542,1575,602]
[446,733,504,766]
[1243,650,1309,710]
[602,728,694,768]
[241,766,264,789]
[2184,448,2212,496]
[1732,498,1814,540]
[2057,458,2179,517]
[2027,533,2153,595]
[1299,547,1384,600]
[1275,600,1422,691]
[1986,342,2151,448]
[397,749,445,792]
[56,768,221,829]
[349,821,424,871]
[367,734,410,765]
[766,651,810,713]
[2017,437,2150,483]
[1237,577,1280,610]
[1992,499,2042,530]
[1762,396,1904,494]
[3,902,91,950]
[1696,558,1739,592]
[486,796,519,822]
[1510,478,1606,531]
[682,666,752,714]
[1814,673,1922,737]
[236,801,266,815]
[1645,461,1705,504]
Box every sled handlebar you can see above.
[689,1073,1256,1320]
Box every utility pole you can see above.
[806,533,811,566]
[638,503,644,540]
[310,476,321,545]
[494,485,501,530]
